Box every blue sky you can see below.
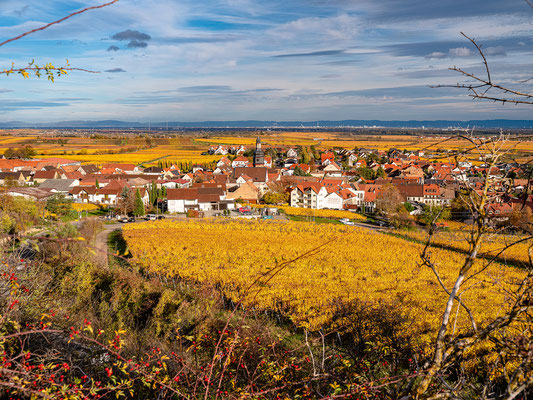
[0,0,532,122]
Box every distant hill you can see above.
[0,119,532,129]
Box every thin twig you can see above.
[0,1,119,48]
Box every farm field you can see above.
[2,130,532,165]
[122,219,525,343]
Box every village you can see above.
[0,136,531,225]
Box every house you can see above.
[229,167,269,192]
[217,157,231,168]
[70,186,98,203]
[161,178,190,189]
[226,181,260,203]
[323,162,342,177]
[101,163,140,174]
[39,179,79,194]
[4,187,55,201]
[321,152,335,166]
[79,164,99,175]
[354,159,367,169]
[290,182,328,209]
[214,164,233,175]
[323,191,344,210]
[209,145,229,155]
[341,186,365,209]
[231,156,250,168]
[0,171,26,186]
[287,148,298,159]
[33,170,60,184]
[143,166,164,174]
[60,170,84,180]
[167,186,233,213]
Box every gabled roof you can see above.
[232,167,268,183]
[39,179,77,192]
[295,182,323,194]
[62,171,84,180]
[34,170,59,179]
[6,187,55,200]
[70,186,98,195]
[0,171,24,180]
[80,164,99,174]
[167,187,224,202]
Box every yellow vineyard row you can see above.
[122,219,524,343]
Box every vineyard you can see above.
[392,226,532,266]
[122,219,525,343]
[2,131,533,164]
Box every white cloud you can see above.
[271,13,361,42]
[448,47,473,57]
[425,51,447,59]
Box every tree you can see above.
[262,191,289,205]
[375,184,411,228]
[292,166,310,176]
[118,187,134,215]
[375,166,386,178]
[133,189,145,217]
[404,202,415,213]
[357,167,376,180]
[413,134,533,399]
[300,147,311,164]
[419,204,451,225]
[46,194,76,219]
[375,184,403,216]
[3,146,36,159]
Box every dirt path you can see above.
[93,223,122,267]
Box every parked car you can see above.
[145,214,157,221]
[156,215,165,220]
[117,216,129,223]
[339,218,354,225]
[128,216,136,223]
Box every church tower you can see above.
[253,137,265,167]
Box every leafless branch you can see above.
[431,32,533,105]
[0,1,119,48]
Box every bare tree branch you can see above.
[431,32,533,105]
[0,1,119,48]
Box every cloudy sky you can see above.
[0,0,532,122]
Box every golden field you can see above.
[122,219,525,343]
[1,130,532,165]
[393,227,532,266]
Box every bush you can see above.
[186,209,199,218]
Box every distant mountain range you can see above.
[0,119,532,129]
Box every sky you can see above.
[0,0,532,123]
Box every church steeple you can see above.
[253,137,265,167]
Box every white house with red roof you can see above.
[290,182,328,209]
[231,156,250,168]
